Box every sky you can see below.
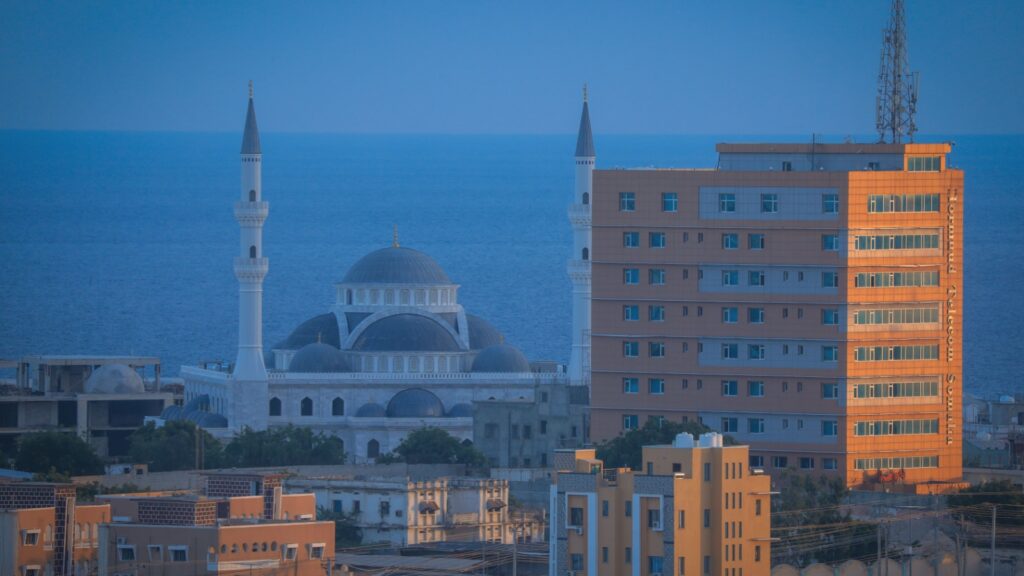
[1,1,1022,134]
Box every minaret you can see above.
[233,81,269,384]
[567,85,595,386]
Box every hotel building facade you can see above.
[589,143,963,489]
[550,433,772,576]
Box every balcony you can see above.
[234,257,269,281]
[234,201,269,225]
[567,204,591,226]
[566,260,591,282]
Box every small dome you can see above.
[386,388,445,418]
[84,364,144,394]
[471,344,531,373]
[356,403,386,417]
[352,314,460,352]
[465,314,504,350]
[342,246,451,285]
[181,394,211,417]
[266,313,341,368]
[160,405,182,420]
[447,403,474,417]
[289,343,351,373]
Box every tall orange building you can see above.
[590,142,963,489]
[550,433,772,576]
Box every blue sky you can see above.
[2,1,1021,134]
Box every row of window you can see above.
[586,549,761,574]
[618,191,841,215]
[868,193,941,213]
[855,233,940,250]
[853,345,940,362]
[853,381,940,398]
[621,340,841,361]
[853,455,940,470]
[720,416,838,436]
[269,396,345,416]
[624,379,838,396]
[853,307,940,325]
[853,419,940,436]
[854,271,940,287]
[907,156,941,172]
[623,267,850,289]
[750,455,838,470]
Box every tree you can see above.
[596,419,723,470]
[391,427,485,466]
[128,420,225,472]
[771,469,876,567]
[14,431,104,477]
[223,425,346,467]
[317,506,363,548]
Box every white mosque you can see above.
[170,84,596,461]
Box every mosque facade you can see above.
[173,86,594,462]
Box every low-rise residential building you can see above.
[289,474,541,547]
[0,480,110,576]
[97,471,333,575]
[550,433,773,576]
[473,380,589,468]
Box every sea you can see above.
[0,132,1021,400]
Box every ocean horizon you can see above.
[1,131,1020,400]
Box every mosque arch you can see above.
[249,189,256,201]
[269,397,282,416]
[332,397,345,416]
[582,247,589,260]
[367,439,380,458]
[582,192,589,205]
[249,245,257,258]
[300,397,313,416]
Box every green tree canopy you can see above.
[317,506,363,548]
[223,425,346,467]
[390,427,485,466]
[948,479,1024,527]
[596,419,722,470]
[15,431,104,477]
[128,420,225,472]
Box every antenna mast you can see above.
[876,0,918,143]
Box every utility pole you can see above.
[991,505,997,576]
[877,520,882,572]
[512,512,518,576]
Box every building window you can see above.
[623,415,639,430]
[748,344,765,360]
[748,233,765,250]
[649,269,666,285]
[750,455,764,467]
[269,397,282,416]
[332,397,345,416]
[855,233,940,251]
[748,307,765,324]
[854,271,940,288]
[722,307,738,323]
[748,381,765,397]
[703,508,711,528]
[722,380,738,396]
[623,378,639,394]
[760,193,779,213]
[117,546,136,561]
[284,545,298,560]
[721,417,738,433]
[800,457,815,469]
[719,193,736,212]
[619,192,636,211]
[367,439,380,458]
[625,501,633,517]
[854,345,939,362]
[649,342,665,358]
[853,418,940,436]
[853,381,939,399]
[823,193,839,214]
[623,304,640,321]
[853,307,940,325]
[822,346,839,362]
[854,455,939,470]
[623,231,640,247]
[748,418,765,434]
[623,268,640,284]
[649,556,665,573]
[907,156,941,171]
[822,382,839,399]
[21,530,39,546]
[602,500,609,517]
[310,544,325,559]
[249,245,257,258]
[648,305,665,322]
[649,378,665,395]
[602,547,609,563]
[823,458,838,470]
[648,508,662,529]
[650,231,667,248]
[868,193,940,213]
[623,341,639,357]
[721,344,739,359]
[722,270,739,286]
[722,233,739,249]
[662,192,678,212]
[772,456,788,468]
[822,309,840,325]
[822,420,838,436]
[748,270,765,286]
[300,397,313,416]
[569,507,584,527]
[822,234,840,251]
[167,546,188,562]
[820,271,839,288]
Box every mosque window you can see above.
[367,439,381,458]
[249,189,256,201]
[332,398,345,416]
[300,397,313,416]
[249,245,257,258]
[582,248,589,260]
[583,192,590,205]
[346,290,353,305]
[269,397,281,416]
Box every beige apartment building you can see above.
[590,143,963,490]
[550,432,771,576]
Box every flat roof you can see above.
[715,142,952,154]
[9,355,161,366]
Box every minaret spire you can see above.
[393,224,400,248]
[567,86,595,387]
[241,82,261,155]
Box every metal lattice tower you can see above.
[876,0,919,143]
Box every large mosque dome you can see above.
[289,342,351,373]
[352,314,460,352]
[85,364,145,394]
[471,344,531,373]
[465,313,503,350]
[342,247,451,285]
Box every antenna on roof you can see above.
[876,0,918,143]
